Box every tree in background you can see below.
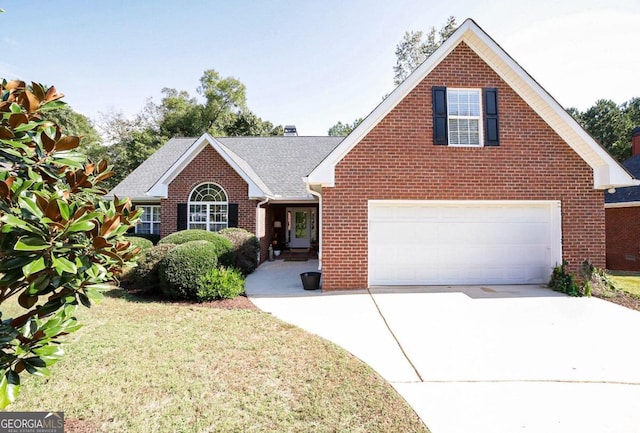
[393,16,457,86]
[328,118,363,136]
[0,80,140,407]
[47,105,103,162]
[90,69,282,190]
[329,17,457,135]
[570,97,640,161]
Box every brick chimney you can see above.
[633,127,640,156]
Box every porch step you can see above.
[290,248,310,253]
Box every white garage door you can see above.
[368,200,562,286]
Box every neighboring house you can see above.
[110,19,636,290]
[605,127,640,271]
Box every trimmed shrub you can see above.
[158,229,234,266]
[218,228,260,274]
[159,240,221,300]
[129,232,161,245]
[159,229,224,245]
[124,235,154,251]
[197,266,245,301]
[133,243,177,291]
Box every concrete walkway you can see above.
[245,260,640,433]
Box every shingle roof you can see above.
[108,136,343,201]
[605,154,640,204]
[218,136,342,198]
[109,137,196,200]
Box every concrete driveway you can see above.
[245,260,640,433]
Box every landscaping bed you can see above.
[594,272,640,312]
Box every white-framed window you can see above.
[188,183,228,232]
[447,88,483,146]
[135,205,161,235]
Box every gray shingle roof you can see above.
[605,154,640,204]
[108,136,343,201]
[218,137,342,198]
[109,137,197,200]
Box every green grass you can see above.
[607,271,640,296]
[5,290,428,433]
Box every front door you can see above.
[287,208,315,248]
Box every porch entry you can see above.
[286,207,316,249]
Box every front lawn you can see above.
[6,290,428,433]
[608,271,640,296]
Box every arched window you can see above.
[188,183,228,232]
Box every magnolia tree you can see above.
[0,80,141,407]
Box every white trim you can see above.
[187,182,229,232]
[286,207,316,249]
[134,204,161,235]
[146,133,268,199]
[305,180,323,269]
[447,87,484,147]
[256,197,269,263]
[306,19,637,190]
[367,199,562,287]
[605,201,640,209]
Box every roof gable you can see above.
[307,18,637,190]
[147,134,271,199]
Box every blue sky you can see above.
[1,0,639,136]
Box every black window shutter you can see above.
[483,88,499,146]
[432,86,448,145]
[177,203,187,231]
[228,204,238,228]
[128,204,137,233]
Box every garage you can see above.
[368,200,562,286]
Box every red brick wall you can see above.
[160,145,261,252]
[321,42,604,290]
[605,206,640,271]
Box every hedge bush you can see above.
[124,235,154,251]
[218,228,260,275]
[129,232,160,245]
[197,266,245,301]
[133,243,177,291]
[158,230,234,266]
[159,240,221,300]
[159,229,224,245]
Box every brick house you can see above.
[110,19,636,289]
[605,127,640,271]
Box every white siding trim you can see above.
[605,201,640,208]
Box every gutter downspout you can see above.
[304,179,322,270]
[256,197,269,263]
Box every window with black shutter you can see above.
[432,86,499,147]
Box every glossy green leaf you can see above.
[22,256,46,277]
[52,256,76,275]
[14,236,49,251]
[0,370,20,409]
[84,287,104,303]
[13,122,38,132]
[0,256,33,271]
[67,220,95,232]
[18,196,43,219]
[57,199,70,221]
